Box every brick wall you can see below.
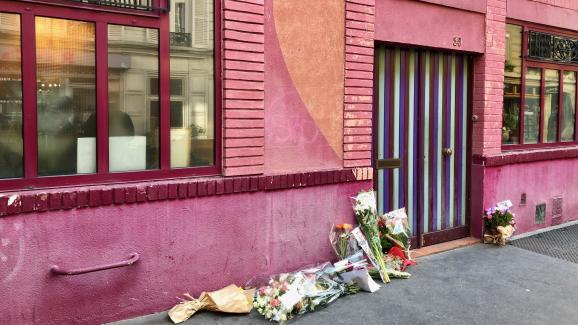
[343,0,375,168]
[472,0,507,156]
[529,0,578,10]
[223,0,265,176]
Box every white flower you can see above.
[497,200,512,209]
[354,191,376,213]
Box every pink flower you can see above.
[270,299,280,307]
[487,214,493,220]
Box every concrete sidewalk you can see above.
[110,244,578,325]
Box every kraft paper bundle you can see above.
[484,224,516,246]
[168,284,255,324]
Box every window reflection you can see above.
[562,71,576,142]
[108,25,159,172]
[169,0,215,168]
[524,68,541,144]
[0,13,23,179]
[543,70,559,143]
[36,17,96,176]
[503,24,522,145]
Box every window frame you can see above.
[503,20,578,150]
[0,0,221,191]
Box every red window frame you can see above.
[503,20,578,151]
[0,0,222,191]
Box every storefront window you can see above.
[0,13,22,179]
[36,17,96,176]
[562,71,576,142]
[503,24,522,145]
[108,25,160,172]
[169,0,215,168]
[0,1,218,189]
[503,23,578,147]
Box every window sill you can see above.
[0,168,372,217]
[474,145,578,167]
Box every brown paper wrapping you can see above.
[483,225,515,246]
[168,284,255,324]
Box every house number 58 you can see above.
[453,37,462,47]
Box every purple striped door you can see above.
[375,47,470,247]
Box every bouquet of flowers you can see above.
[383,246,414,274]
[378,208,412,260]
[483,200,516,246]
[253,263,358,323]
[329,223,358,259]
[353,190,390,283]
[168,284,255,323]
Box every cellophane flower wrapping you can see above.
[329,224,359,260]
[379,208,412,260]
[253,263,351,323]
[353,190,390,283]
[334,251,381,293]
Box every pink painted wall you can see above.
[264,0,344,173]
[418,0,487,13]
[0,182,370,324]
[508,0,578,32]
[527,0,578,11]
[375,0,486,53]
[470,163,486,238]
[483,160,578,235]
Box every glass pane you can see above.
[543,70,559,143]
[0,13,23,179]
[169,0,215,168]
[524,68,541,144]
[36,17,96,176]
[505,24,523,78]
[503,24,523,145]
[170,101,184,127]
[562,71,576,142]
[108,25,159,172]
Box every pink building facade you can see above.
[0,0,577,323]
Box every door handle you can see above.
[442,148,453,156]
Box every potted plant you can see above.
[502,126,511,142]
[504,60,516,72]
[483,200,516,246]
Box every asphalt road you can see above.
[109,244,578,325]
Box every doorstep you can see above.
[411,237,480,258]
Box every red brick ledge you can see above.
[0,168,373,217]
[473,146,578,167]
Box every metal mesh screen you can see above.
[511,224,578,264]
